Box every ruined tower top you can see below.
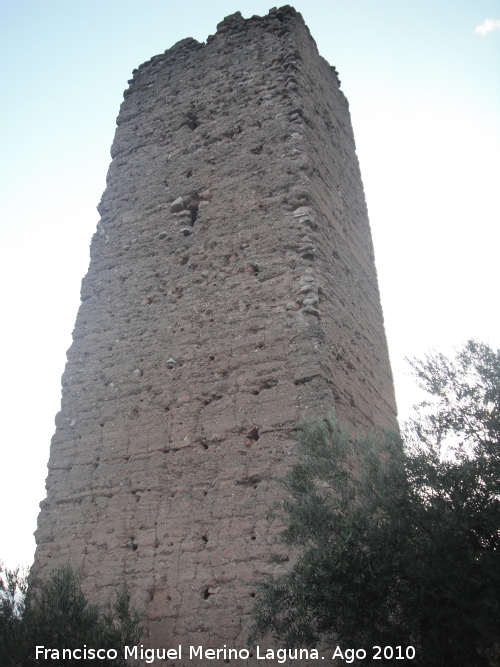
[35,5,396,653]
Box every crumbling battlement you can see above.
[34,5,397,654]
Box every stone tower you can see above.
[34,5,396,652]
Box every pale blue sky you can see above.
[1,0,499,570]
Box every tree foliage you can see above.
[0,563,143,666]
[250,340,500,666]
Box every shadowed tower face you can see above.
[34,5,397,648]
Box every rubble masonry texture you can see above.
[34,5,397,653]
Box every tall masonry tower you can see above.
[34,5,397,651]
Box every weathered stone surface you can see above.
[34,4,397,656]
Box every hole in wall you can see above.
[203,588,211,600]
[202,535,208,543]
[294,376,314,386]
[190,204,199,225]
[247,427,259,441]
[186,114,199,131]
[186,170,192,178]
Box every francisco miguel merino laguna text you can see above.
[35,645,320,663]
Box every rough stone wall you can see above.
[34,5,397,654]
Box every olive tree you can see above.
[250,341,500,666]
[0,563,143,666]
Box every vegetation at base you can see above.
[250,340,500,666]
[0,563,143,666]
